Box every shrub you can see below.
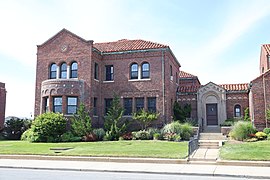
[22,112,67,142]
[71,103,92,137]
[2,118,32,140]
[255,132,267,140]
[61,132,81,142]
[229,121,257,141]
[220,119,235,127]
[83,133,97,142]
[21,129,36,142]
[162,121,182,135]
[153,133,160,140]
[180,123,193,140]
[268,134,270,140]
[121,132,133,140]
[245,138,258,142]
[164,133,181,141]
[132,109,159,130]
[184,118,198,126]
[132,130,150,140]
[263,128,270,135]
[93,128,105,141]
[147,128,160,139]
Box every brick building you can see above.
[34,29,180,128]
[0,82,6,129]
[177,71,249,132]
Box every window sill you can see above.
[94,79,99,82]
[93,115,99,118]
[103,80,114,83]
[128,78,151,82]
[123,115,132,117]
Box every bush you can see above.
[2,118,32,140]
[164,133,181,141]
[268,134,270,140]
[132,109,159,130]
[153,133,160,140]
[162,121,182,135]
[180,123,193,140]
[132,130,150,140]
[61,132,81,142]
[23,112,67,142]
[147,128,160,139]
[93,128,105,141]
[263,128,270,135]
[83,133,97,142]
[229,121,257,141]
[255,132,267,140]
[121,132,133,140]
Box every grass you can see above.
[220,140,270,161]
[0,140,188,159]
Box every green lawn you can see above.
[220,140,270,161]
[0,140,188,159]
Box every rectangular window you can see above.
[53,97,62,113]
[124,98,133,115]
[135,97,144,112]
[94,63,99,80]
[170,65,173,76]
[67,97,77,114]
[94,97,97,116]
[44,97,49,112]
[147,97,156,113]
[104,98,113,115]
[105,65,114,81]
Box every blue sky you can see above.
[1,0,270,118]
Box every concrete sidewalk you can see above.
[1,158,270,179]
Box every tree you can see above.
[244,107,250,121]
[132,109,159,130]
[104,95,126,140]
[2,117,31,140]
[71,103,92,137]
[173,102,191,123]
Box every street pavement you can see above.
[0,158,270,179]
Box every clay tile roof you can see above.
[93,39,168,53]
[219,83,249,91]
[178,85,201,93]
[262,44,270,55]
[179,71,197,78]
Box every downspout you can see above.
[162,50,166,124]
[263,75,268,128]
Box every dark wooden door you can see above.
[206,104,218,125]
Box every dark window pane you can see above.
[60,63,67,79]
[70,62,78,78]
[53,97,62,113]
[105,65,114,81]
[104,98,113,115]
[94,98,97,116]
[130,63,138,79]
[135,98,144,112]
[234,105,241,117]
[94,63,99,80]
[67,97,77,114]
[124,98,133,115]
[147,97,156,113]
[50,64,57,79]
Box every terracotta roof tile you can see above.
[219,83,249,91]
[93,39,168,53]
[179,71,197,78]
[262,44,270,55]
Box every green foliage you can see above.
[229,121,257,141]
[2,118,32,140]
[268,134,270,140]
[132,130,150,140]
[162,121,182,135]
[132,109,159,130]
[266,109,270,121]
[22,113,67,142]
[180,123,193,140]
[220,118,235,126]
[147,128,160,139]
[173,102,191,123]
[263,128,270,135]
[61,132,81,142]
[93,128,105,141]
[71,103,92,137]
[104,95,126,141]
[255,132,267,140]
[243,108,250,121]
[153,133,160,140]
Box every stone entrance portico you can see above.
[197,82,227,132]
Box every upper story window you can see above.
[130,63,138,79]
[67,97,78,114]
[49,63,57,79]
[60,63,67,79]
[105,65,114,81]
[141,63,150,79]
[94,63,99,80]
[53,97,62,113]
[70,62,78,78]
[234,105,241,117]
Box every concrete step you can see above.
[198,140,221,149]
[199,133,227,140]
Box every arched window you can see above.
[141,62,150,79]
[130,63,138,79]
[70,62,78,78]
[49,63,57,79]
[234,105,241,117]
[60,63,67,79]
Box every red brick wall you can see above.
[259,47,269,74]
[179,77,200,87]
[0,82,6,129]
[177,93,198,120]
[226,92,249,119]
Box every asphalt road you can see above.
[0,168,261,180]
